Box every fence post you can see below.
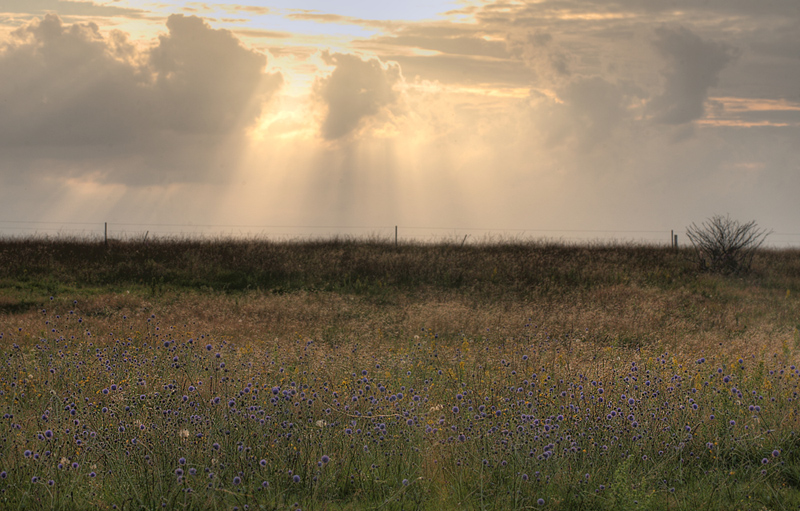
[674,234,678,249]
[105,222,108,247]
[395,226,398,247]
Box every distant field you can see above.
[1,239,799,509]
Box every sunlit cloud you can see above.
[698,97,800,128]
[0,13,281,185]
[314,52,404,141]
[0,0,799,242]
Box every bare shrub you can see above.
[685,214,771,274]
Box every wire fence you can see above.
[0,220,798,247]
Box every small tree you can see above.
[685,214,771,274]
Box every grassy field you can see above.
[1,238,799,510]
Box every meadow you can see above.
[0,238,799,510]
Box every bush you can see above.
[685,214,771,274]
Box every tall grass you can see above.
[1,239,799,508]
[0,237,705,297]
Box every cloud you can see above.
[612,0,800,19]
[560,77,633,135]
[0,14,281,184]
[376,52,534,86]
[648,26,738,124]
[221,5,272,16]
[509,30,571,81]
[235,28,293,39]
[150,14,279,134]
[0,0,143,17]
[535,76,640,151]
[372,34,511,59]
[287,11,353,24]
[356,21,535,86]
[315,52,402,140]
[0,14,144,147]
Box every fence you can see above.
[1,220,799,247]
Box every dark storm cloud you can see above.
[0,14,281,184]
[648,26,738,124]
[315,52,401,140]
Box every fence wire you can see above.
[0,220,798,247]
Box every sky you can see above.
[0,0,799,244]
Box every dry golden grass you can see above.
[6,280,798,371]
[2,240,799,380]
